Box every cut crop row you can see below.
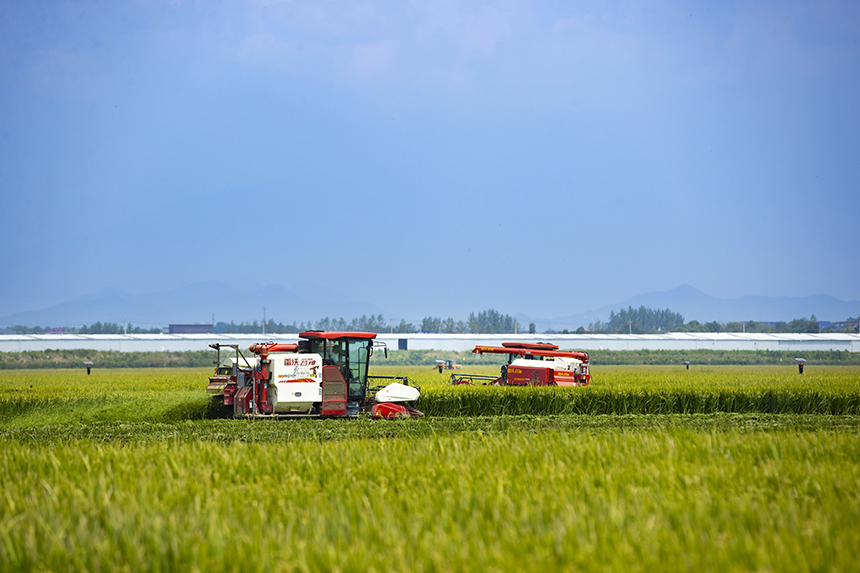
[419,385,860,416]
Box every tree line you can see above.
[587,306,858,334]
[214,315,392,334]
[213,309,522,335]
[4,309,857,336]
[674,317,822,334]
[3,322,162,335]
[419,309,521,334]
[588,307,685,334]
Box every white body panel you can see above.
[269,352,323,414]
[552,356,583,371]
[510,358,547,369]
[270,382,321,414]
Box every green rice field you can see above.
[1,365,859,571]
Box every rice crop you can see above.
[401,365,860,416]
[1,366,859,425]
[2,414,859,446]
[1,429,858,572]
[0,368,217,428]
[1,367,858,571]
[420,383,860,416]
[396,364,860,390]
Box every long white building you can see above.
[1,332,858,353]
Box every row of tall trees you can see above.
[589,306,686,334]
[78,322,161,334]
[6,311,855,336]
[214,314,395,334]
[420,309,521,334]
[589,310,841,334]
[677,316,822,334]
[213,309,522,335]
[3,322,161,335]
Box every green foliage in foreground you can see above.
[2,429,858,572]
[2,414,859,445]
[1,367,858,572]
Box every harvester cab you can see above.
[298,331,375,415]
[450,342,590,387]
[207,332,422,419]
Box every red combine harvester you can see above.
[207,331,422,419]
[451,342,591,386]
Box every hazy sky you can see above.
[1,0,858,320]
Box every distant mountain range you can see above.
[0,282,387,329]
[524,284,860,331]
[0,282,857,330]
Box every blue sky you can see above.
[1,0,858,321]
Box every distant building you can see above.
[828,320,859,332]
[46,327,69,334]
[0,328,16,335]
[168,324,213,334]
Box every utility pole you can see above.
[263,307,266,335]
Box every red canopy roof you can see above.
[299,331,378,340]
[501,342,559,350]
